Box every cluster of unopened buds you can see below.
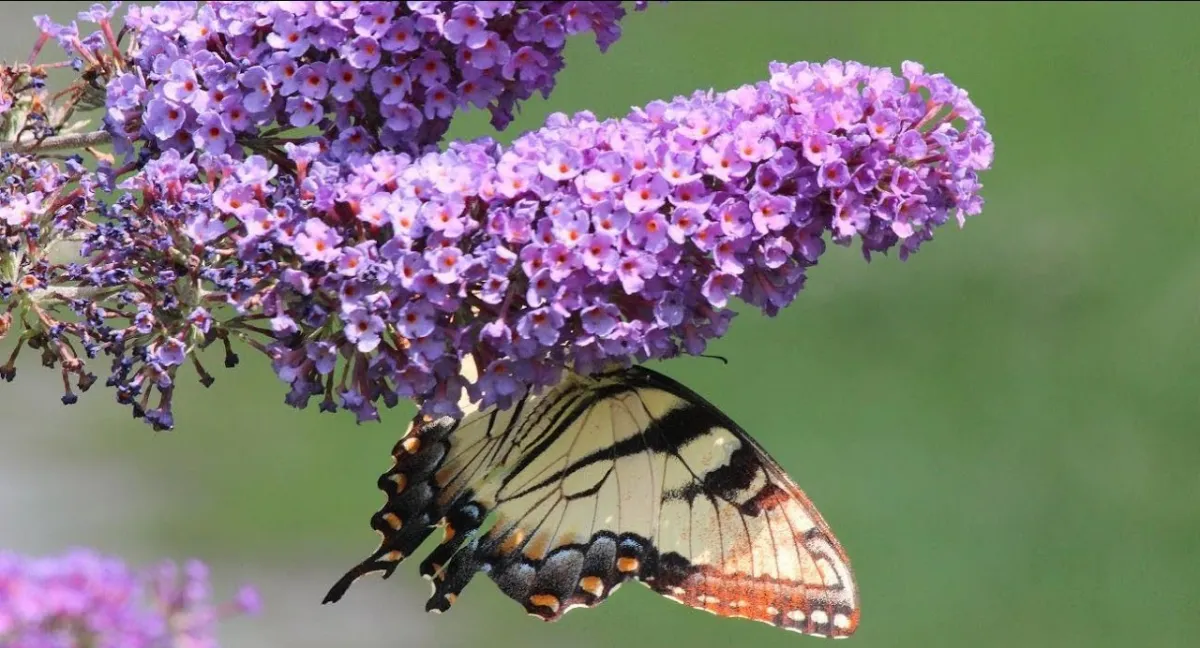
[1,1,993,431]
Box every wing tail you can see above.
[323,415,464,604]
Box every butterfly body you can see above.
[324,362,859,639]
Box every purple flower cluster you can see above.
[0,152,106,400]
[251,58,993,418]
[0,549,259,647]
[1,2,993,430]
[108,1,651,158]
[2,58,993,427]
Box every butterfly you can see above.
[323,358,860,639]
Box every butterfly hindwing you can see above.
[324,363,859,639]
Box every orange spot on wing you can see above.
[528,594,560,612]
[556,531,581,546]
[523,532,551,560]
[388,473,407,492]
[579,576,604,597]
[616,557,639,573]
[499,528,527,555]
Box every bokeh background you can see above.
[4,2,1200,647]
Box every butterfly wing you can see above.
[621,366,860,638]
[323,363,859,639]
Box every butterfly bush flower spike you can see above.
[0,1,656,428]
[0,549,259,646]
[1,2,992,431]
[109,1,653,157]
[248,58,994,419]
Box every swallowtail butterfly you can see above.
[324,360,859,639]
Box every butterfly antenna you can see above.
[698,354,729,366]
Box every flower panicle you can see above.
[250,57,993,419]
[106,0,653,160]
[2,2,993,430]
[1,1,656,430]
[0,549,259,646]
[2,54,993,429]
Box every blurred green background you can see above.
[4,2,1200,647]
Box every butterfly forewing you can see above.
[324,363,859,639]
